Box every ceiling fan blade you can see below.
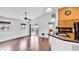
[28,19,31,20]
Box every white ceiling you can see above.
[0,7,49,20]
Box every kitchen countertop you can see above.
[50,33,79,43]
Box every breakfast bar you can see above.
[49,32,79,51]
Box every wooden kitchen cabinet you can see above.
[66,20,73,27]
[58,20,66,27]
[58,20,73,27]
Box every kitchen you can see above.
[50,7,79,51]
[0,7,79,51]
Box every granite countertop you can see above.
[49,33,79,43]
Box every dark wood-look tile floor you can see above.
[0,36,51,51]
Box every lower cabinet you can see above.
[50,37,79,51]
[51,37,72,51]
[72,43,79,51]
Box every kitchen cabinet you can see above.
[65,20,73,27]
[58,20,73,27]
[52,36,79,51]
[58,20,66,27]
[52,37,72,51]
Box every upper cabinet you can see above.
[58,7,79,27]
[58,20,73,27]
[58,7,79,20]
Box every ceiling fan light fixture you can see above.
[46,8,54,14]
[24,11,31,22]
[24,17,27,20]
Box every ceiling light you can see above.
[46,8,54,14]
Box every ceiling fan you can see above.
[24,12,31,21]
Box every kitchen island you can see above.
[49,33,79,51]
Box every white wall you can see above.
[0,16,29,41]
[54,8,58,32]
[31,14,51,37]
